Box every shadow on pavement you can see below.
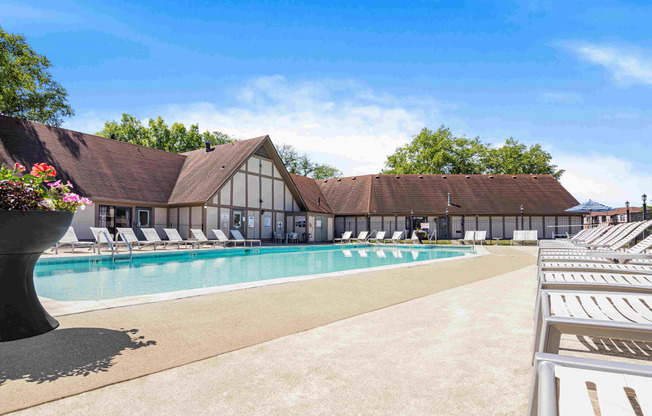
[0,327,156,385]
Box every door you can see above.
[136,207,152,240]
[315,216,328,242]
[438,217,449,239]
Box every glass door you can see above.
[136,207,152,240]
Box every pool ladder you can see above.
[99,230,133,262]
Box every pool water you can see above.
[34,245,474,301]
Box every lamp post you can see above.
[520,205,524,230]
[625,201,630,223]
[643,194,648,221]
[410,209,414,236]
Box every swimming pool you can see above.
[34,245,475,301]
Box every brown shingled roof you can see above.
[316,174,580,216]
[317,175,372,215]
[0,115,186,204]
[289,174,333,214]
[167,136,267,205]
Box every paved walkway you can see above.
[1,246,538,415]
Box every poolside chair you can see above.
[273,232,284,243]
[90,227,128,253]
[211,229,244,247]
[334,231,352,243]
[230,229,261,246]
[116,227,160,250]
[287,232,299,244]
[461,231,475,244]
[528,353,652,416]
[408,231,420,244]
[163,228,199,249]
[350,231,369,243]
[532,289,652,361]
[142,228,187,250]
[538,235,652,266]
[368,231,386,244]
[53,227,95,254]
[189,229,219,248]
[384,231,403,244]
[512,230,538,245]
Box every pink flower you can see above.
[47,180,63,188]
[65,181,74,188]
[63,193,80,203]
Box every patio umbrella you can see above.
[565,200,614,227]
[565,200,614,213]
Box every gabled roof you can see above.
[0,115,186,204]
[168,136,267,205]
[316,174,580,216]
[290,174,333,214]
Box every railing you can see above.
[110,230,133,262]
[367,230,377,244]
[426,229,437,246]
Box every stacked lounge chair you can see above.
[528,219,652,415]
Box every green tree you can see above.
[382,125,563,179]
[277,143,342,179]
[484,138,564,179]
[0,27,74,126]
[96,113,236,152]
[382,126,487,175]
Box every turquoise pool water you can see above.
[34,245,473,301]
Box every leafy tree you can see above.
[277,144,342,179]
[97,114,235,153]
[0,26,74,126]
[484,138,563,179]
[382,125,563,179]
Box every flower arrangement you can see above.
[0,162,92,213]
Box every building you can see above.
[317,174,582,240]
[0,115,581,241]
[585,207,642,227]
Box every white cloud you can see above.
[567,42,652,87]
[156,76,440,174]
[556,153,652,208]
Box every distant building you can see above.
[0,115,582,241]
[585,207,642,227]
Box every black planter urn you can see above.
[0,209,73,341]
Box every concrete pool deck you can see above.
[1,246,537,415]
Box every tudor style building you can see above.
[0,114,581,241]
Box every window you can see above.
[233,210,242,229]
[99,205,131,235]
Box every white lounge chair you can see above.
[350,231,369,243]
[141,228,185,250]
[529,353,652,416]
[533,289,652,361]
[408,231,419,244]
[512,230,538,245]
[90,227,128,253]
[189,229,219,248]
[287,232,299,244]
[334,231,352,243]
[539,235,652,266]
[163,228,198,249]
[384,231,403,244]
[369,231,386,244]
[116,227,159,250]
[460,230,486,245]
[212,229,243,247]
[53,227,95,254]
[460,230,475,244]
[231,229,261,246]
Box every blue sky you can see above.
[2,0,652,206]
